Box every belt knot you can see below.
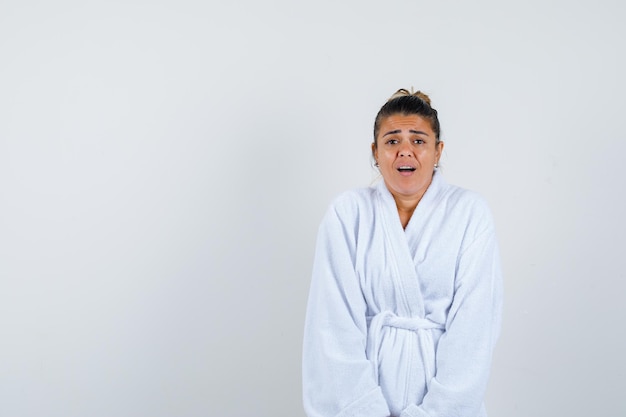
[367,311,444,387]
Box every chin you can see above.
[389,184,420,197]
[388,180,429,197]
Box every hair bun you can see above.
[388,88,432,106]
[414,91,431,106]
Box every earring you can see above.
[374,161,379,168]
[434,163,439,169]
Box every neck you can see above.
[385,173,436,229]
[392,193,423,229]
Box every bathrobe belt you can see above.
[367,311,445,387]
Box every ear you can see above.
[435,141,444,161]
[371,142,377,161]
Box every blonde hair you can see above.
[387,88,432,106]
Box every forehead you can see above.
[378,114,434,136]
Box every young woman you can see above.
[303,89,503,417]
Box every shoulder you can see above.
[314,186,377,247]
[428,172,491,213]
[446,183,491,213]
[317,185,379,233]
[438,180,496,234]
[326,185,377,215]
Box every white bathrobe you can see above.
[303,171,503,417]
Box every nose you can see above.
[399,143,413,157]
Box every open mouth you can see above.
[397,166,416,172]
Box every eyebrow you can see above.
[382,129,430,137]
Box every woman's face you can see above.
[372,114,444,201]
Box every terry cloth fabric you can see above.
[303,171,503,417]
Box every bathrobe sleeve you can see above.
[303,199,391,417]
[401,201,503,417]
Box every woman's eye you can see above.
[386,139,398,145]
[414,139,425,144]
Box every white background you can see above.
[1,1,625,416]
